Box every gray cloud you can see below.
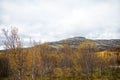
[0,0,120,44]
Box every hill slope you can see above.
[48,37,120,51]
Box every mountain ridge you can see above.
[48,36,120,51]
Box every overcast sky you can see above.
[0,0,120,43]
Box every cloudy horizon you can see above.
[0,0,120,44]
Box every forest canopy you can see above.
[0,28,120,80]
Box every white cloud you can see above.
[0,0,120,44]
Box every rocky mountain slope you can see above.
[48,37,120,51]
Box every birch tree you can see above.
[2,27,27,80]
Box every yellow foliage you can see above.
[53,68,63,77]
[98,51,115,62]
[78,41,98,54]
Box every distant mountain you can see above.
[48,37,120,51]
[1,37,120,52]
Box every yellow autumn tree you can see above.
[77,41,99,79]
[2,27,28,80]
